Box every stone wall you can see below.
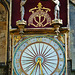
[69,0,75,74]
[0,3,7,63]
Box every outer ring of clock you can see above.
[13,36,66,75]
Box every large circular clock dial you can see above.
[20,42,59,75]
[14,36,65,75]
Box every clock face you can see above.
[13,36,66,75]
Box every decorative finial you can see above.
[37,2,42,9]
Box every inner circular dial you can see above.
[20,42,59,75]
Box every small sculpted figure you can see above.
[52,0,60,19]
[20,0,27,20]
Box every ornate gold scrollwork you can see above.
[28,2,51,27]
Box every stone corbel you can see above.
[16,20,27,34]
[51,19,63,36]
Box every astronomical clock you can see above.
[12,35,67,75]
[10,0,69,75]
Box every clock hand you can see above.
[38,58,43,75]
[30,58,44,75]
[30,60,39,75]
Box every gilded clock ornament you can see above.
[28,2,51,27]
[13,36,66,75]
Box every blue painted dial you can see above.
[13,36,66,75]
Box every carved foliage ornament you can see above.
[28,2,51,27]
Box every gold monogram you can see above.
[28,2,51,27]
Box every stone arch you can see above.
[0,1,9,74]
[0,1,9,64]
